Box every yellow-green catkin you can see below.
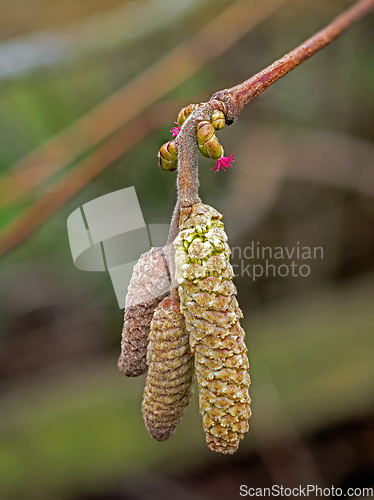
[174,203,251,454]
[142,297,194,441]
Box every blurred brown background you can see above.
[0,0,374,498]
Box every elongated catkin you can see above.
[118,247,170,377]
[142,297,194,441]
[174,203,251,454]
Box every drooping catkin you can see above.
[118,247,170,377]
[174,203,251,454]
[142,297,194,441]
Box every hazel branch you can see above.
[171,0,374,239]
[212,0,374,123]
[0,0,287,211]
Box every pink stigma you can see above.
[170,122,180,137]
[211,154,235,173]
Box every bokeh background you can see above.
[0,0,374,498]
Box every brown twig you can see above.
[0,0,287,210]
[212,0,374,124]
[176,101,227,209]
[166,100,227,291]
[172,0,374,231]
[1,0,373,259]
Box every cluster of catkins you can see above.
[118,106,251,454]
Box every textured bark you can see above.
[118,247,170,377]
[142,297,194,441]
[174,203,251,454]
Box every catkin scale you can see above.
[118,247,170,377]
[142,297,194,441]
[174,203,251,454]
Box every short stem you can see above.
[165,100,226,289]
[175,100,227,209]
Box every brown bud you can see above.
[118,247,171,377]
[142,297,194,441]
[210,110,225,130]
[159,141,178,161]
[167,140,178,157]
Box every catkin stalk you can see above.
[118,247,170,377]
[174,203,251,454]
[142,297,194,441]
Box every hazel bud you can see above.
[196,121,215,145]
[167,139,178,158]
[204,136,224,160]
[210,110,225,130]
[177,103,197,127]
[158,141,178,171]
[158,155,177,171]
[160,141,178,161]
[198,143,209,158]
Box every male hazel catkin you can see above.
[118,247,170,377]
[174,203,251,454]
[142,297,194,440]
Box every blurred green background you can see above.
[0,0,374,498]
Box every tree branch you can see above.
[0,0,286,210]
[169,0,374,247]
[212,0,374,123]
[1,0,373,260]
